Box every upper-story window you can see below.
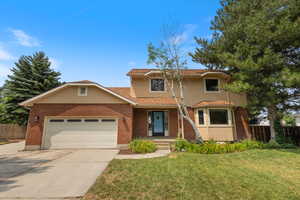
[78,87,88,96]
[205,79,219,92]
[150,79,165,92]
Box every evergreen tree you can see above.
[1,52,61,125]
[190,0,300,139]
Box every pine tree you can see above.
[190,0,300,139]
[1,52,61,125]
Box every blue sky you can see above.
[0,0,220,87]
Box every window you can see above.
[49,119,64,122]
[84,119,99,122]
[101,119,115,122]
[205,79,219,92]
[164,111,168,132]
[78,87,88,96]
[150,79,165,92]
[209,109,228,125]
[67,119,82,122]
[148,112,152,132]
[198,110,204,125]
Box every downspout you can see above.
[177,110,181,138]
[227,90,237,141]
[206,107,209,140]
[181,112,184,139]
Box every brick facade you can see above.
[25,104,250,148]
[133,108,178,138]
[182,107,196,140]
[25,104,133,147]
[234,107,251,140]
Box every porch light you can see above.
[34,115,40,122]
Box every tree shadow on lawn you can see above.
[271,148,300,155]
[0,155,52,193]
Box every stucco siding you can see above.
[198,126,235,141]
[130,77,247,107]
[37,86,127,104]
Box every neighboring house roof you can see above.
[127,68,229,78]
[20,81,137,107]
[192,100,234,108]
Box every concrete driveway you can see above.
[0,142,118,199]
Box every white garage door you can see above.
[43,118,117,149]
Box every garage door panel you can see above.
[43,118,118,149]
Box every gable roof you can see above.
[20,81,137,107]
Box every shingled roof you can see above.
[108,87,177,107]
[126,68,224,76]
[192,100,234,108]
[68,80,96,84]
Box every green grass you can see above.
[84,149,300,200]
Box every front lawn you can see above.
[84,149,300,200]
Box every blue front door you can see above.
[152,111,164,136]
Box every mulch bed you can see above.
[118,149,136,155]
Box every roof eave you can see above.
[19,83,137,107]
[134,104,178,108]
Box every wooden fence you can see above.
[0,124,26,139]
[249,125,300,145]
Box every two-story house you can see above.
[20,69,250,150]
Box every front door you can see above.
[152,111,165,136]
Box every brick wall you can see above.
[183,107,196,140]
[234,107,251,140]
[26,104,133,146]
[133,108,178,138]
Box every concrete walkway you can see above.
[0,141,25,155]
[0,143,118,199]
[115,149,170,159]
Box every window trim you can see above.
[208,108,232,126]
[78,87,88,96]
[195,108,233,127]
[204,78,220,93]
[149,78,166,93]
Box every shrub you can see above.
[205,139,217,144]
[129,140,157,153]
[280,143,297,149]
[263,139,281,149]
[240,140,264,149]
[174,139,190,152]
[174,139,275,154]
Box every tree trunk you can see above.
[161,73,203,142]
[182,114,203,143]
[268,106,277,140]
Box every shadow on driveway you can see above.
[0,154,52,193]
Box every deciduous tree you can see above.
[147,24,203,142]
